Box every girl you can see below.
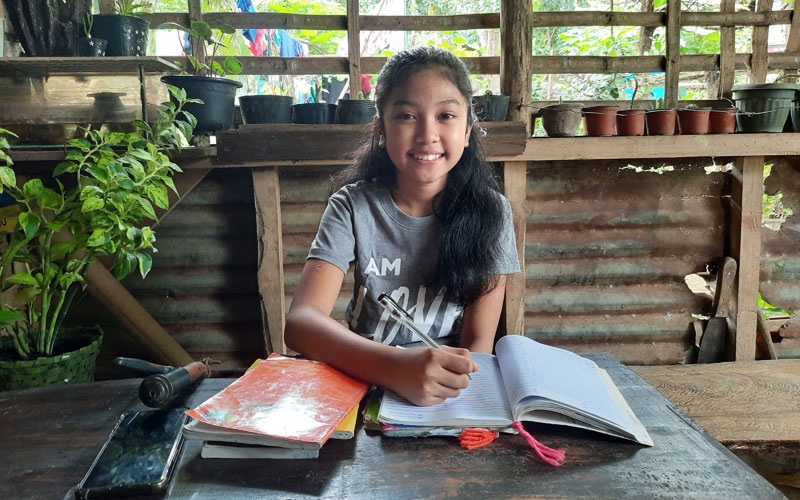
[284,46,520,407]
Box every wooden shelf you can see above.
[0,57,180,77]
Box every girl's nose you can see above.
[416,117,439,143]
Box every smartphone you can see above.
[75,408,187,499]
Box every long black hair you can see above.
[333,46,506,306]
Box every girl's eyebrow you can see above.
[391,98,464,107]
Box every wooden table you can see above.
[0,354,785,500]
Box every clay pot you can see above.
[539,103,584,137]
[582,105,618,136]
[616,109,646,136]
[677,108,710,135]
[646,109,677,136]
[708,108,737,134]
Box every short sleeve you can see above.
[492,195,521,275]
[307,189,356,273]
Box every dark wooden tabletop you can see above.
[0,354,785,500]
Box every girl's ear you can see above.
[464,124,472,148]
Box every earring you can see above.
[378,135,385,148]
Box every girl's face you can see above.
[381,68,472,195]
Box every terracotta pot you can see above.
[582,105,618,136]
[646,109,677,136]
[708,108,737,134]
[539,103,584,137]
[677,108,710,135]
[616,109,646,136]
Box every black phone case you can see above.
[75,409,187,499]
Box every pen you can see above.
[377,293,472,379]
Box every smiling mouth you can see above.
[411,153,443,161]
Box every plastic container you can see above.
[732,83,799,133]
[239,95,293,124]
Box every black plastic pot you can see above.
[293,103,337,124]
[78,37,107,57]
[91,14,149,57]
[335,99,377,124]
[732,83,799,133]
[472,94,511,121]
[239,95,293,124]
[161,75,243,133]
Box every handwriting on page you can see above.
[380,354,512,425]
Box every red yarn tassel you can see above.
[511,421,565,466]
[458,428,498,450]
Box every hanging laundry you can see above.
[237,0,266,56]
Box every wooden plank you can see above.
[632,359,800,455]
[0,57,179,77]
[731,156,763,361]
[788,0,800,53]
[188,0,205,66]
[665,0,681,108]
[503,161,527,335]
[501,0,532,131]
[252,168,286,355]
[682,11,791,27]
[718,0,735,99]
[750,0,772,83]
[346,0,361,99]
[361,14,499,30]
[216,122,527,163]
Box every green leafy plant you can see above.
[0,86,197,360]
[114,0,151,16]
[159,21,243,78]
[309,78,328,103]
[82,13,93,38]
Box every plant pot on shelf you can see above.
[91,14,149,57]
[161,75,243,133]
[78,37,107,57]
[239,95,293,124]
[677,108,710,135]
[293,103,337,124]
[472,94,511,121]
[336,99,377,124]
[0,326,102,391]
[582,105,618,136]
[616,109,646,136]
[645,109,677,136]
[732,83,799,133]
[539,103,583,137]
[708,108,737,134]
[793,99,800,132]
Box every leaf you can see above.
[87,228,109,247]
[136,252,153,278]
[53,161,76,177]
[66,138,91,152]
[22,178,44,199]
[39,188,61,210]
[50,241,75,261]
[117,177,135,190]
[223,57,243,75]
[18,212,40,239]
[80,185,104,200]
[58,272,83,289]
[0,166,16,188]
[163,176,178,194]
[87,166,109,182]
[7,273,38,286]
[191,21,213,40]
[126,227,143,245]
[81,197,105,213]
[136,196,157,220]
[128,149,155,162]
[132,119,153,134]
[0,309,25,323]
[145,183,169,210]
[112,252,138,280]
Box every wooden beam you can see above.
[361,14,499,30]
[785,0,800,59]
[665,0,681,108]
[730,156,763,361]
[252,168,286,355]
[346,0,361,99]
[750,0,772,83]
[188,0,205,66]
[503,161,527,336]
[501,0,532,132]
[98,0,114,14]
[718,0,736,99]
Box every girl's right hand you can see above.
[389,346,478,406]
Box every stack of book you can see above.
[183,355,369,459]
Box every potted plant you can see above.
[616,77,646,136]
[78,13,107,57]
[336,90,377,124]
[239,83,294,124]
[0,86,195,390]
[91,0,150,57]
[732,82,799,133]
[676,104,710,135]
[293,78,337,124]
[645,98,677,136]
[708,97,737,134]
[159,21,244,134]
[472,90,511,122]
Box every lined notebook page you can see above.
[495,336,631,427]
[378,353,513,426]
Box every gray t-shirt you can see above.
[308,180,520,347]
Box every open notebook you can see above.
[378,335,653,446]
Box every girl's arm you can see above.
[459,275,508,353]
[284,258,478,406]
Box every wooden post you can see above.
[718,0,735,99]
[252,168,286,355]
[501,0,532,135]
[665,0,681,108]
[785,0,800,75]
[188,0,206,67]
[98,0,114,14]
[730,156,763,361]
[750,0,772,83]
[346,0,362,99]
[503,161,527,336]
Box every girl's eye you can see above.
[398,112,415,120]
[440,112,455,120]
